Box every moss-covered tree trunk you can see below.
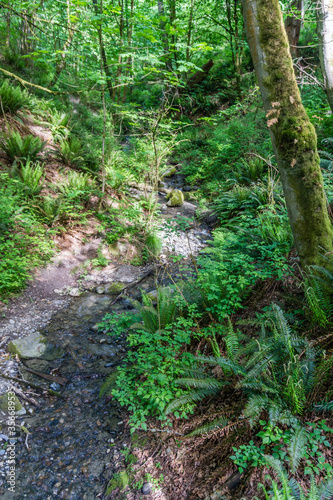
[317,0,333,112]
[242,0,333,268]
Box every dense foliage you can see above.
[1,0,333,497]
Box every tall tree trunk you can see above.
[50,0,77,87]
[285,0,302,58]
[242,0,333,268]
[158,0,172,71]
[317,0,333,112]
[92,0,114,100]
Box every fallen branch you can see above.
[11,386,41,408]
[0,373,63,397]
[110,267,155,306]
[22,366,68,386]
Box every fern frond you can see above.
[318,478,333,500]
[264,455,291,494]
[195,355,245,375]
[224,317,239,361]
[175,377,224,391]
[99,371,118,397]
[288,425,308,472]
[186,415,229,437]
[165,389,218,414]
[243,394,270,424]
[314,400,333,412]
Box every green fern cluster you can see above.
[0,80,29,115]
[37,110,70,143]
[0,130,46,163]
[166,305,317,431]
[132,287,177,334]
[303,262,333,326]
[55,136,84,167]
[259,456,333,500]
[11,159,44,197]
[34,196,66,226]
[233,157,265,185]
[56,171,94,201]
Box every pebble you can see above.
[0,450,6,456]
[142,482,152,495]
[50,383,61,391]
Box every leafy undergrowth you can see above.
[0,77,171,299]
[99,228,333,498]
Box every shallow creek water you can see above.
[0,184,212,499]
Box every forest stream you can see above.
[0,174,212,500]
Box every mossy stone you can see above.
[8,332,51,359]
[162,167,177,178]
[104,282,126,294]
[0,393,24,414]
[166,189,184,207]
[106,471,130,494]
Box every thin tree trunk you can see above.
[6,12,11,48]
[285,0,303,58]
[92,0,114,100]
[317,0,333,112]
[186,0,195,62]
[122,0,134,103]
[169,0,177,65]
[115,0,124,103]
[158,0,172,71]
[50,0,77,87]
[242,0,333,268]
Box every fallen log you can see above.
[186,59,214,88]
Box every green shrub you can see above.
[0,80,29,115]
[0,177,53,297]
[100,289,196,430]
[0,130,46,162]
[196,213,291,319]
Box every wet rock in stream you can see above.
[0,293,131,499]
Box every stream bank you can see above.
[0,174,215,499]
